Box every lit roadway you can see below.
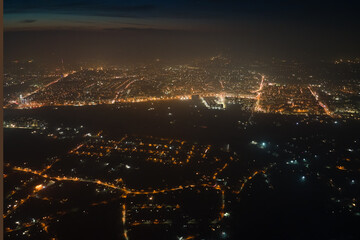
[308,86,336,118]
[11,90,257,110]
[5,144,273,239]
[249,74,265,123]
[3,71,75,109]
[113,79,140,104]
[254,75,265,112]
[5,158,275,240]
[5,159,230,215]
[23,71,75,99]
[5,161,231,239]
[112,79,131,103]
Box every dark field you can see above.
[4,100,360,240]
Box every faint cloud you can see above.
[19,19,37,23]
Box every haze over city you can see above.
[5,0,360,65]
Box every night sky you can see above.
[4,0,360,65]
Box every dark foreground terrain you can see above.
[4,100,360,240]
